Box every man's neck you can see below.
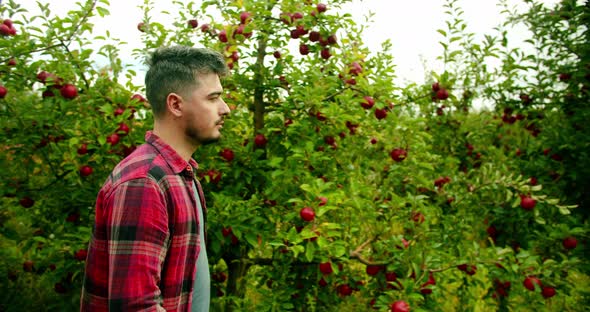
[153,122,198,162]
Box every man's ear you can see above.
[166,93,184,118]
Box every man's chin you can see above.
[199,136,221,146]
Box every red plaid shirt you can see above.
[80,131,207,311]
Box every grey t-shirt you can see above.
[192,181,210,312]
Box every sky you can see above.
[19,0,561,86]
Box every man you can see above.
[80,46,230,312]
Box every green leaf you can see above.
[245,232,258,247]
[96,7,109,17]
[291,245,304,258]
[331,243,346,258]
[305,242,315,262]
[557,205,571,215]
[316,236,328,249]
[268,157,283,168]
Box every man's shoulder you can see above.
[105,143,177,189]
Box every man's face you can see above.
[181,72,230,146]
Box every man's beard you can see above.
[186,126,220,146]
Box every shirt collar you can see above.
[145,131,199,174]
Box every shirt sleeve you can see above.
[105,178,169,311]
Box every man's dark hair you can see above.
[145,46,228,117]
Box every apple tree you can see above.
[0,0,150,310]
[0,0,588,311]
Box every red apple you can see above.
[320,48,331,60]
[327,34,337,45]
[324,135,335,146]
[234,24,245,36]
[230,51,239,62]
[317,3,327,13]
[54,282,67,294]
[187,19,198,28]
[106,133,120,146]
[541,286,556,298]
[390,148,407,162]
[300,207,315,222]
[254,134,267,148]
[292,12,304,20]
[520,93,532,105]
[290,28,301,39]
[79,165,93,177]
[411,211,425,223]
[117,123,130,136]
[365,265,383,276]
[218,30,228,42]
[206,169,222,184]
[240,11,251,24]
[309,31,320,42]
[345,78,356,85]
[60,84,78,99]
[432,82,440,92]
[23,260,34,272]
[520,195,536,211]
[420,272,436,294]
[74,249,88,261]
[219,148,235,162]
[435,88,449,100]
[273,51,281,59]
[200,23,210,33]
[37,71,49,83]
[349,62,363,76]
[486,225,497,238]
[213,271,227,283]
[523,276,542,291]
[375,108,387,120]
[558,73,571,82]
[7,58,16,66]
[434,176,451,187]
[137,22,146,32]
[319,262,333,275]
[130,94,146,104]
[19,197,35,208]
[562,236,577,250]
[114,107,125,116]
[0,24,10,36]
[337,284,352,296]
[315,111,326,121]
[222,226,233,237]
[390,300,410,312]
[2,19,13,28]
[0,85,7,98]
[299,44,309,55]
[361,96,375,109]
[77,143,88,155]
[318,196,328,206]
[385,271,397,282]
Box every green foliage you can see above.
[0,0,588,311]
